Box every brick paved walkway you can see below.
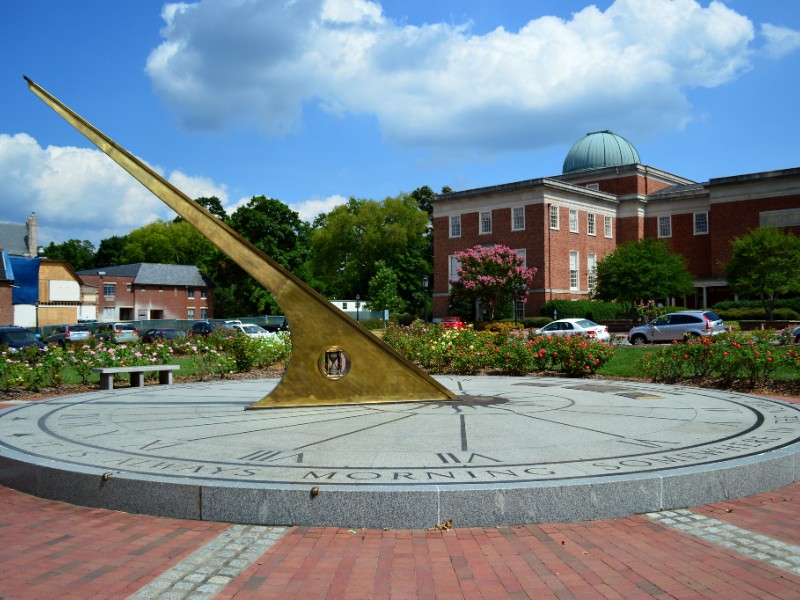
[0,483,797,599]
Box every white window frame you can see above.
[449,255,462,283]
[200,308,208,319]
[480,211,492,234]
[187,286,195,299]
[658,215,672,238]
[449,215,461,238]
[694,212,708,235]
[569,208,579,233]
[587,213,596,236]
[511,206,525,231]
[187,307,195,320]
[549,205,559,230]
[604,215,613,238]
[569,251,579,290]
[587,253,597,291]
[103,282,116,298]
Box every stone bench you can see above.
[92,365,181,390]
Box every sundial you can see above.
[24,76,456,409]
[0,377,797,527]
[15,78,800,528]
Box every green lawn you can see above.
[597,346,648,378]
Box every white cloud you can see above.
[0,133,229,246]
[290,194,348,222]
[761,23,800,59]
[146,0,757,151]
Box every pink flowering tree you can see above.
[449,245,537,321]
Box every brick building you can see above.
[432,131,800,320]
[77,263,213,322]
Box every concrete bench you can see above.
[92,365,181,390]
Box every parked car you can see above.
[189,321,236,336]
[440,316,467,330]
[793,325,800,344]
[0,327,46,352]
[43,324,93,348]
[141,327,187,343]
[628,310,724,345]
[95,322,139,344]
[263,317,289,333]
[535,318,611,341]
[232,324,274,338]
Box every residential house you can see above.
[77,263,214,322]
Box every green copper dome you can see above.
[562,130,641,174]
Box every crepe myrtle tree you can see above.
[449,245,537,321]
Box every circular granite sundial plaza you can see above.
[0,376,797,529]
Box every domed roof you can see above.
[562,130,641,174]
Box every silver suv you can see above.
[628,310,725,345]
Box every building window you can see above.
[587,213,596,236]
[126,283,132,292]
[200,308,208,319]
[187,308,195,320]
[449,215,461,238]
[201,288,208,299]
[159,286,164,292]
[514,248,527,266]
[449,255,462,283]
[694,212,708,235]
[569,251,579,290]
[511,206,525,231]
[187,287,195,299]
[658,215,672,238]
[569,209,578,233]
[480,211,492,234]
[604,215,613,238]
[342,302,348,310]
[549,205,559,229]
[585,183,600,191]
[587,253,597,291]
[103,283,116,298]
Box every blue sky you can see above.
[1,0,799,247]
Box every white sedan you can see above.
[534,318,610,341]
[233,324,275,338]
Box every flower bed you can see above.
[382,321,614,376]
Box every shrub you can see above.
[523,317,551,329]
[637,331,798,388]
[475,321,522,333]
[540,300,625,322]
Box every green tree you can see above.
[92,235,127,268]
[309,195,430,306]
[211,196,312,316]
[593,239,694,318]
[173,196,229,223]
[725,228,800,320]
[42,239,95,271]
[449,245,537,321]
[367,261,406,316]
[119,220,216,267]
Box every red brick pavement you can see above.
[0,482,797,600]
[0,486,228,599]
[219,485,800,600]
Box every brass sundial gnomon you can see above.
[25,76,456,409]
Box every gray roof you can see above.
[0,251,11,282]
[77,263,211,287]
[0,222,30,256]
